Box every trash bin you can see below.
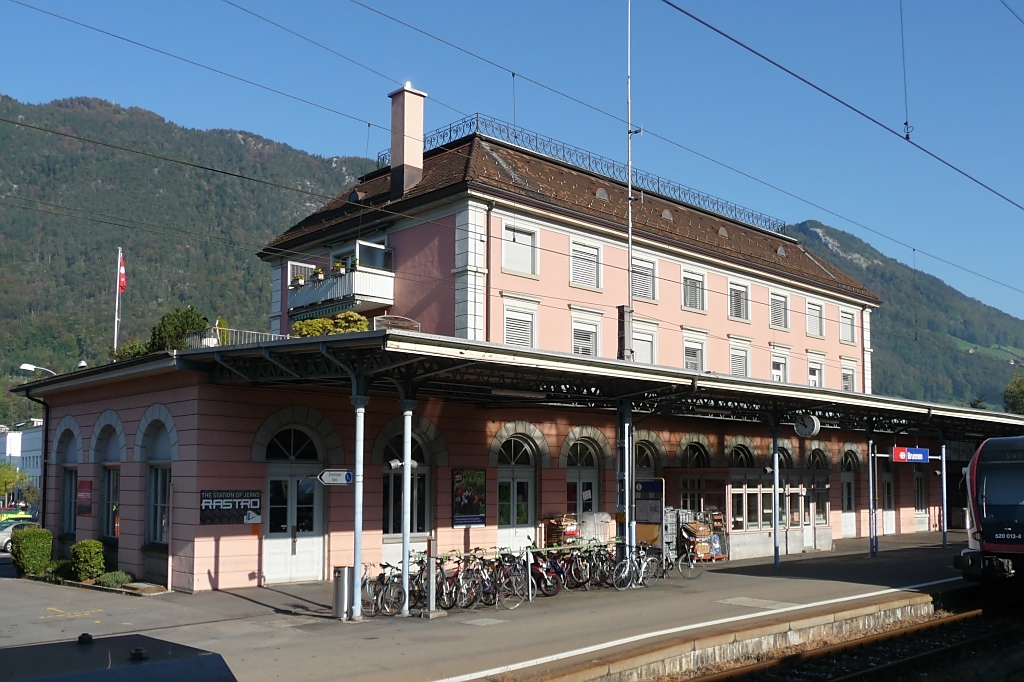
[333,566,353,620]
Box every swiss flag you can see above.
[118,252,127,293]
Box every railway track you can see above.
[682,608,1024,682]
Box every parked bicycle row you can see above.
[358,537,706,617]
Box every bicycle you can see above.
[612,543,660,590]
[675,535,704,579]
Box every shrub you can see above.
[11,527,52,576]
[70,539,106,581]
[291,311,369,338]
[95,570,135,589]
[44,559,74,584]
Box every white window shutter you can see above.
[504,310,533,348]
[729,286,748,320]
[730,350,747,377]
[771,295,787,328]
[504,227,535,274]
[807,303,823,336]
[572,323,597,356]
[683,275,703,310]
[633,332,654,364]
[632,259,655,299]
[684,343,703,371]
[570,244,599,288]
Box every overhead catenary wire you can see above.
[341,0,1024,299]
[899,0,913,140]
[999,0,1024,28]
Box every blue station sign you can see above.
[892,446,930,463]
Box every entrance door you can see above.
[497,469,534,551]
[265,475,324,584]
[802,492,814,549]
[914,468,929,531]
[882,472,896,535]
[841,472,856,537]
[567,468,598,517]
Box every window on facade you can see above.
[636,442,656,472]
[730,348,748,377]
[808,449,829,471]
[683,340,704,372]
[682,477,705,512]
[101,466,120,539]
[814,483,829,525]
[841,368,855,392]
[914,467,927,515]
[729,284,749,320]
[498,436,534,466]
[771,357,787,382]
[572,320,598,356]
[775,447,794,469]
[807,302,824,337]
[570,243,599,288]
[808,362,823,388]
[730,445,755,468]
[503,226,536,274]
[631,258,656,300]
[266,428,319,461]
[682,272,704,311]
[840,311,856,343]
[681,442,711,468]
[504,309,534,348]
[633,330,655,365]
[567,441,599,467]
[382,435,429,535]
[61,468,78,535]
[147,466,171,544]
[770,293,788,329]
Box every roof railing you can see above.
[377,113,786,234]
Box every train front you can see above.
[955,436,1024,581]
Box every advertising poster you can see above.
[453,469,485,528]
[200,490,262,525]
[76,480,93,517]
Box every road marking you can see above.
[434,577,963,682]
[46,608,64,614]
[38,609,103,621]
[716,596,802,610]
[461,618,507,627]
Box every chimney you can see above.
[389,82,428,199]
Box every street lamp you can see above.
[19,363,57,377]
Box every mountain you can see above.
[790,220,1024,408]
[0,95,375,402]
[1,94,1019,417]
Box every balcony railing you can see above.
[377,113,786,234]
[287,268,395,316]
[184,327,291,350]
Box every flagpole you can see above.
[114,247,122,351]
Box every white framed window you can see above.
[383,435,430,535]
[503,225,537,275]
[841,368,855,392]
[631,257,656,300]
[147,465,171,544]
[61,467,78,535]
[569,242,600,289]
[728,283,749,321]
[770,293,788,329]
[101,466,120,539]
[633,330,655,364]
[682,271,705,311]
[808,361,823,388]
[771,356,787,382]
[572,319,599,356]
[806,301,824,337]
[840,310,856,344]
[730,347,748,377]
[684,340,704,372]
[504,308,535,348]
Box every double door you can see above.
[497,468,534,551]
[265,473,323,584]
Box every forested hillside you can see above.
[0,94,374,418]
[1,94,1020,419]
[791,220,1024,407]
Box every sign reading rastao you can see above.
[892,446,930,463]
[317,469,354,486]
[200,490,262,525]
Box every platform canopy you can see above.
[17,329,1024,443]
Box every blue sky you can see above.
[2,0,1023,319]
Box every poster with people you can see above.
[453,468,485,527]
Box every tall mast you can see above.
[624,0,634,363]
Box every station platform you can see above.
[0,531,971,682]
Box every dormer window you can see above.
[777,246,786,257]
[718,226,729,239]
[595,188,609,200]
[661,209,673,222]
[348,190,365,204]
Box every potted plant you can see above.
[311,268,325,282]
[331,261,345,277]
[291,273,305,287]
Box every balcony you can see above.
[184,327,290,350]
[287,267,395,320]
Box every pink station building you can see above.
[17,86,1024,592]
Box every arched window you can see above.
[776,447,794,470]
[142,422,173,544]
[595,188,609,200]
[382,434,429,535]
[55,430,79,536]
[729,445,755,468]
[499,436,534,466]
[567,441,598,467]
[636,442,656,471]
[567,440,599,516]
[809,449,829,470]
[681,442,710,468]
[95,425,121,539]
[267,429,319,461]
[841,451,858,473]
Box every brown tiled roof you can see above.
[263,135,879,304]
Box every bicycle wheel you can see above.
[497,571,526,610]
[676,551,704,579]
[640,557,661,588]
[612,559,633,591]
[437,575,457,610]
[362,579,382,617]
[381,581,405,616]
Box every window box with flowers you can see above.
[311,268,325,282]
[290,274,305,288]
[331,262,346,277]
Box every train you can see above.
[954,436,1024,582]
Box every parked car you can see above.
[0,520,39,553]
[0,507,33,522]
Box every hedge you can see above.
[11,527,52,576]
[71,539,106,581]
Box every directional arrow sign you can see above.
[317,469,354,485]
